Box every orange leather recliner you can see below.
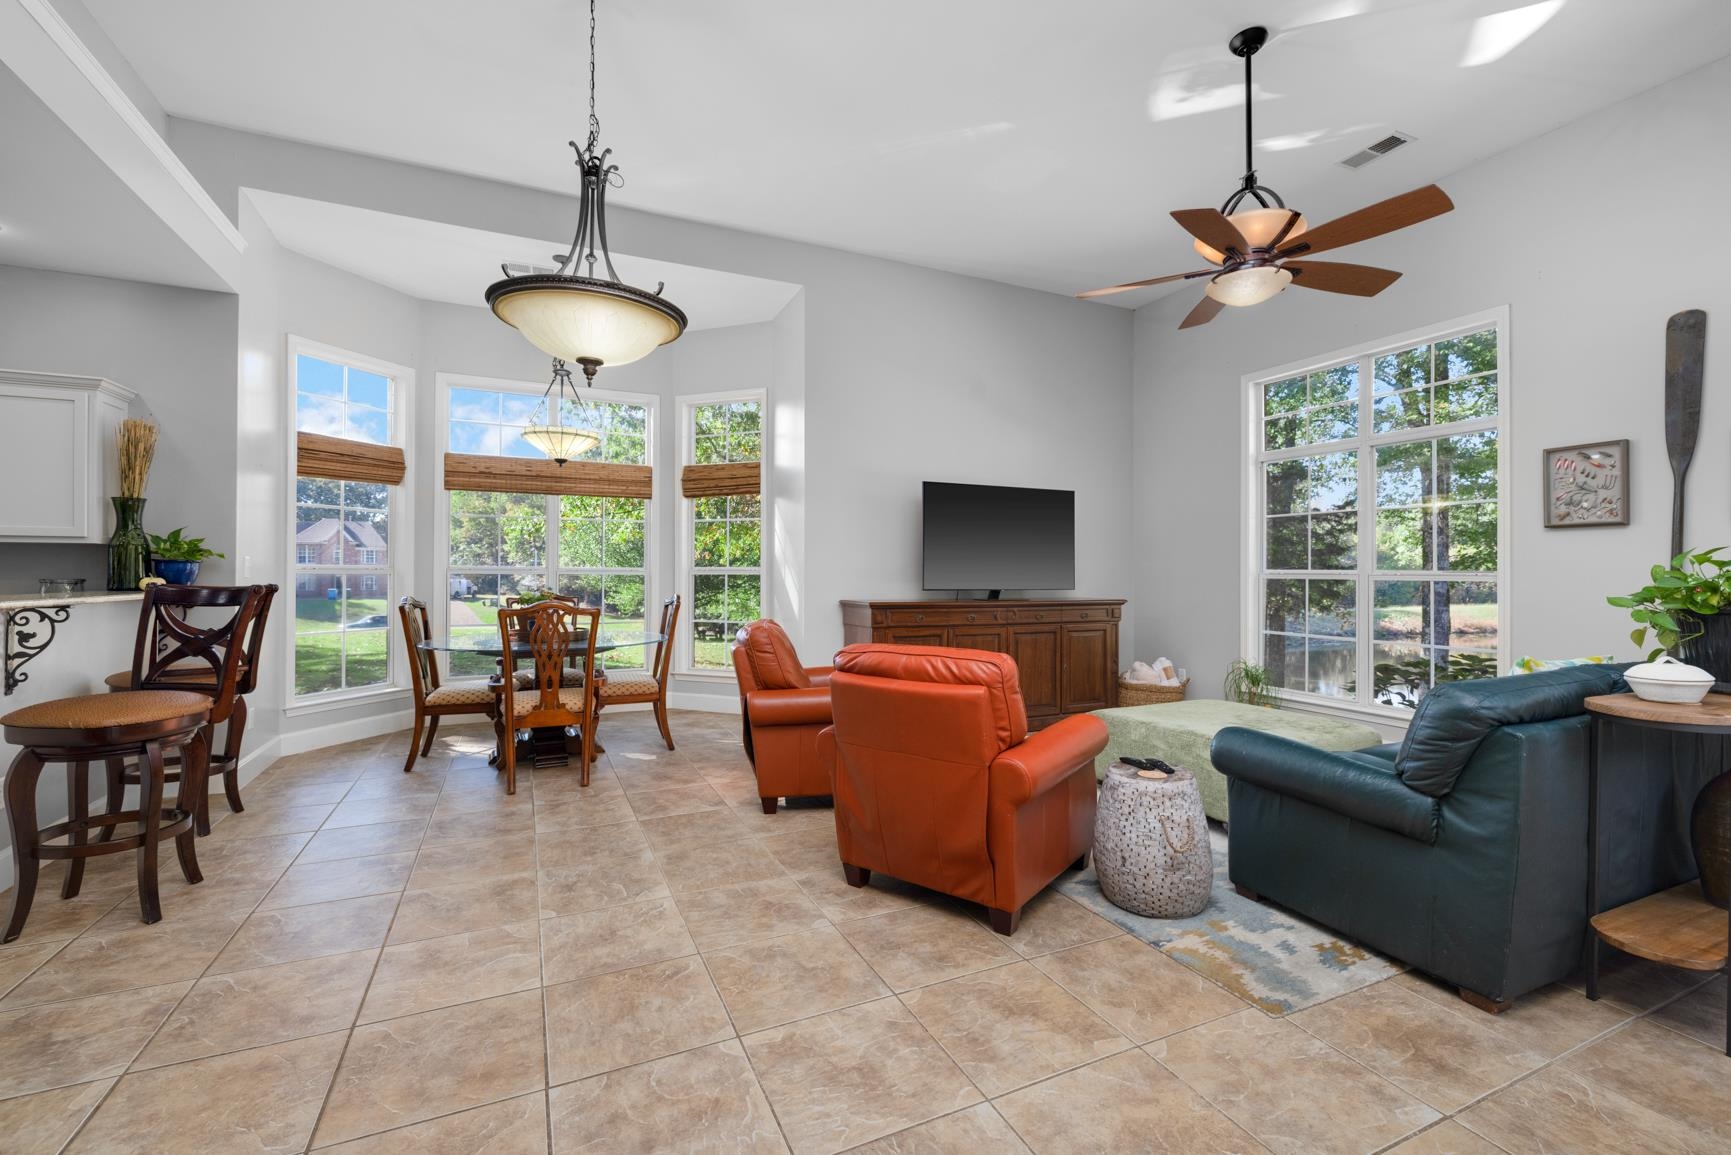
[732,620,835,814]
[818,643,1107,935]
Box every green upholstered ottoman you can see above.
[1090,700,1382,822]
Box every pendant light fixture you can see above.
[521,358,601,465]
[486,0,686,380]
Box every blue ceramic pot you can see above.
[151,559,201,585]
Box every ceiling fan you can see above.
[1079,25,1454,329]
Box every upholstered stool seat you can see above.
[511,687,590,716]
[3,689,214,943]
[102,659,249,690]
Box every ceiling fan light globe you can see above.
[1193,207,1308,263]
[488,277,686,367]
[1205,265,1292,307]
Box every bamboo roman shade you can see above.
[442,453,652,499]
[681,462,760,498]
[296,432,406,485]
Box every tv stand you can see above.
[840,597,1125,727]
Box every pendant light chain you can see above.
[584,0,601,157]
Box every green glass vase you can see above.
[107,496,150,591]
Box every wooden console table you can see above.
[1583,692,1731,1054]
[840,598,1124,727]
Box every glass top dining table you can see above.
[417,632,665,658]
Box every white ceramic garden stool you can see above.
[1093,762,1212,918]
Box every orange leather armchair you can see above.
[819,643,1106,935]
[732,620,835,814]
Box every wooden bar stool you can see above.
[100,584,272,835]
[3,689,212,943]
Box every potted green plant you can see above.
[147,528,225,585]
[1224,658,1280,708]
[1608,547,1731,690]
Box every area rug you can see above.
[1058,827,1404,1015]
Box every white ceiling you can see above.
[0,60,229,291]
[247,190,801,330]
[78,0,1731,303]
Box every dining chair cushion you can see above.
[511,687,590,716]
[3,690,212,731]
[514,670,586,690]
[425,683,500,707]
[598,676,661,699]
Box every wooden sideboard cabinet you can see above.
[839,598,1125,727]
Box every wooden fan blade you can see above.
[1179,293,1225,330]
[1285,261,1403,297]
[1170,208,1252,258]
[1076,269,1218,300]
[1278,185,1454,258]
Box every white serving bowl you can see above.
[1624,656,1716,704]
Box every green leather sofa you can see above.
[1211,664,1726,1008]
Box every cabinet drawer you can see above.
[883,607,1004,627]
[1060,605,1119,623]
[882,628,947,647]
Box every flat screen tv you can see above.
[922,481,1075,597]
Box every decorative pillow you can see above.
[1508,655,1615,676]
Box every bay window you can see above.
[680,393,765,671]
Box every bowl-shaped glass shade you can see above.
[521,423,601,464]
[1204,265,1292,307]
[1193,207,1308,264]
[487,275,687,367]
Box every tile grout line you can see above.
[299,743,450,1150]
[54,741,396,1152]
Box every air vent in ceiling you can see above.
[1338,132,1414,170]
[499,261,560,277]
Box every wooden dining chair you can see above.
[399,596,498,774]
[502,594,590,688]
[597,595,681,750]
[100,583,271,836]
[496,600,600,793]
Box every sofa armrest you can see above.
[991,714,1108,808]
[745,686,832,728]
[804,666,834,688]
[817,725,836,769]
[1211,727,1438,843]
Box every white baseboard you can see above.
[668,692,739,714]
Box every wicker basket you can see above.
[1117,677,1188,707]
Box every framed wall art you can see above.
[1543,439,1629,528]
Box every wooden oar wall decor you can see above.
[1666,309,1708,558]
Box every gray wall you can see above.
[0,263,238,589]
[1131,54,1731,704]
[169,117,1140,666]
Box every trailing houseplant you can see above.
[147,528,225,585]
[1224,658,1280,708]
[1608,547,1731,688]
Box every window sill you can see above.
[285,685,410,718]
[1271,690,1415,732]
[675,668,739,683]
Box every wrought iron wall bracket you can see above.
[5,605,72,696]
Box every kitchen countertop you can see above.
[0,590,145,612]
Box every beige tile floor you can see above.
[1,708,1728,1153]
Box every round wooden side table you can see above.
[1583,692,1731,1054]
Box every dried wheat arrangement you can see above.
[117,418,158,499]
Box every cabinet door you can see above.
[0,385,89,538]
[883,628,947,647]
[1010,625,1061,718]
[1060,624,1113,713]
[950,625,1008,654]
